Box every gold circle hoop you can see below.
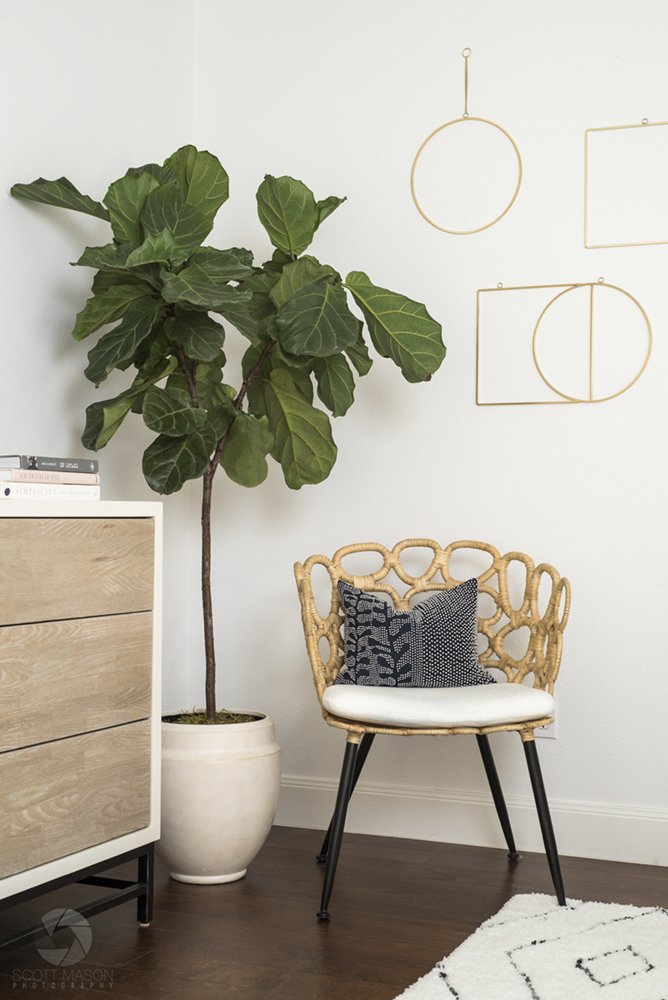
[532,282,652,403]
[411,116,523,235]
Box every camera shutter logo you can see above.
[35,908,93,966]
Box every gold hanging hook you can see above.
[462,48,471,118]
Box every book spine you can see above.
[0,484,100,501]
[5,469,100,485]
[21,456,99,473]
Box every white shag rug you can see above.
[395,893,668,999]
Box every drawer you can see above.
[0,720,151,879]
[0,612,152,752]
[0,518,154,625]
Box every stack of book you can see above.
[0,455,100,501]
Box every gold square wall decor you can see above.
[585,119,668,248]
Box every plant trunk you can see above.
[198,337,275,724]
[202,464,216,722]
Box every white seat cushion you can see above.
[321,682,554,729]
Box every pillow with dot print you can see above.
[334,577,495,687]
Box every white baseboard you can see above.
[275,775,668,867]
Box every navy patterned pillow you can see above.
[334,577,495,688]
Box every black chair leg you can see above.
[317,737,359,920]
[476,734,520,860]
[523,737,566,906]
[317,733,375,862]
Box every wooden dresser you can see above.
[0,500,162,915]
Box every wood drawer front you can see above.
[0,518,154,625]
[0,720,150,879]
[0,612,152,752]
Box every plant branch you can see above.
[234,338,275,411]
[175,343,199,405]
[204,340,275,482]
[201,463,216,722]
[201,337,275,722]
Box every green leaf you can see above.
[221,413,273,488]
[344,271,445,383]
[271,356,313,401]
[104,171,161,244]
[126,162,176,185]
[344,321,373,376]
[71,283,155,341]
[287,364,315,403]
[10,176,110,221]
[166,308,226,362]
[256,175,319,257]
[142,424,218,494]
[81,358,176,451]
[243,344,314,408]
[315,195,346,229]
[84,296,163,385]
[92,270,149,294]
[244,270,280,302]
[130,319,165,373]
[272,341,316,370]
[160,264,252,310]
[162,146,229,222]
[192,247,254,281]
[76,243,138,270]
[206,403,235,440]
[193,354,226,386]
[260,367,337,489]
[313,353,355,416]
[241,341,273,381]
[276,280,359,357]
[125,229,177,266]
[135,326,173,382]
[140,183,182,232]
[140,184,213,255]
[215,270,278,343]
[269,255,338,309]
[262,248,294,274]
[82,387,139,452]
[142,385,207,437]
[214,300,261,344]
[166,350,227,408]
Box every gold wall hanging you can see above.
[476,279,652,406]
[585,119,668,248]
[411,48,522,234]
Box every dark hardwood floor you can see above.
[1,826,666,998]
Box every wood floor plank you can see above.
[0,826,666,999]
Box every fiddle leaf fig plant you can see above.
[12,145,446,722]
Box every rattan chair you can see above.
[294,539,571,919]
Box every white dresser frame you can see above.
[0,500,162,904]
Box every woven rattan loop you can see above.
[295,539,571,727]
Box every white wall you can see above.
[0,0,199,713]
[1,0,666,865]
[192,0,668,865]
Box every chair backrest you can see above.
[295,539,570,702]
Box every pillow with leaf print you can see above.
[334,577,495,687]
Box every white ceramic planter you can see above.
[158,713,282,884]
